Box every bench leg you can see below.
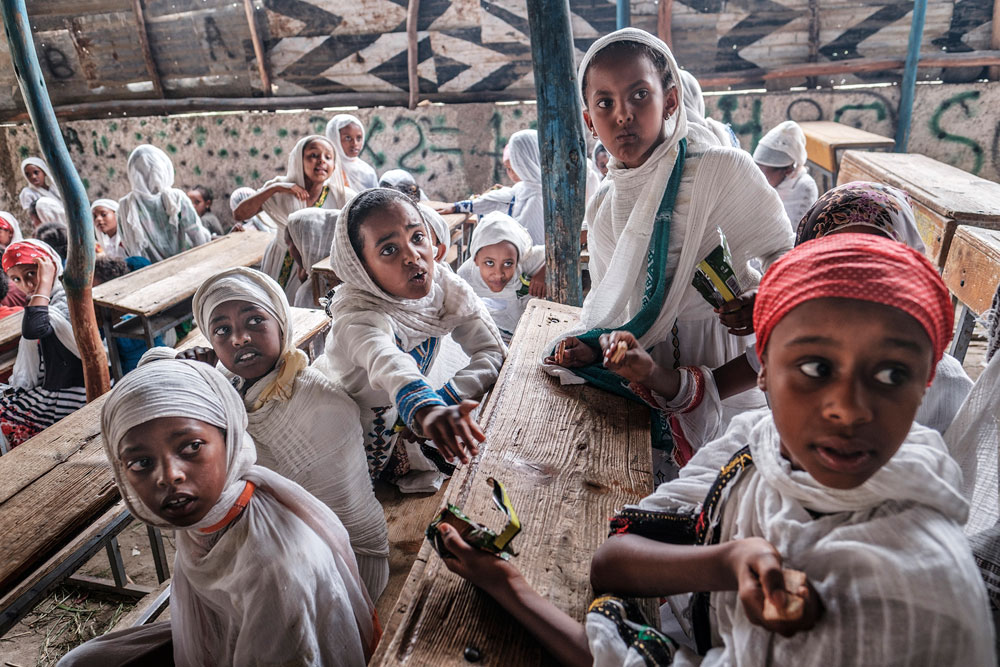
[106,536,127,588]
[148,526,170,583]
[950,305,976,363]
[102,311,125,381]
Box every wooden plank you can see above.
[93,231,270,317]
[371,300,652,666]
[942,226,1000,316]
[175,306,330,352]
[799,121,894,173]
[312,255,338,282]
[0,311,23,348]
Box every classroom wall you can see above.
[1,80,998,229]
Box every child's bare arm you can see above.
[436,524,592,667]
[598,331,681,400]
[415,400,484,465]
[528,265,546,298]
[233,184,307,221]
[711,353,759,400]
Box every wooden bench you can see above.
[941,226,1000,362]
[371,299,653,665]
[837,151,1000,269]
[176,306,331,361]
[94,232,271,379]
[0,311,23,385]
[310,256,339,306]
[798,121,894,190]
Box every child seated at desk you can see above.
[0,240,86,449]
[314,188,505,491]
[228,187,275,233]
[34,196,67,231]
[91,199,125,259]
[753,120,818,229]
[435,234,995,666]
[18,157,61,212]
[379,169,426,203]
[286,207,339,308]
[58,355,378,667]
[35,222,68,262]
[457,212,546,343]
[186,184,224,237]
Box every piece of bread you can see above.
[762,569,806,621]
[610,340,628,364]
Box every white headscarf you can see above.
[417,203,450,254]
[90,198,122,257]
[678,69,739,148]
[286,207,339,307]
[34,197,67,226]
[6,240,80,389]
[228,186,275,232]
[18,157,62,211]
[0,211,24,245]
[754,120,808,173]
[506,129,545,245]
[328,188,501,350]
[325,115,379,192]
[259,135,349,231]
[100,355,378,663]
[379,168,427,201]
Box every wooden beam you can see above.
[243,0,271,96]
[526,0,584,306]
[406,0,420,110]
[131,0,164,98]
[657,0,672,49]
[990,0,1000,80]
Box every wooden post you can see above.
[990,0,1000,80]
[406,0,421,110]
[132,0,164,98]
[526,0,585,306]
[616,0,630,30]
[1,0,111,400]
[657,0,673,49]
[243,0,272,96]
[895,0,927,151]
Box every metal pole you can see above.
[894,0,927,152]
[617,0,631,30]
[1,0,111,399]
[526,0,585,306]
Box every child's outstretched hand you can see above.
[176,346,218,367]
[435,203,457,215]
[435,522,517,594]
[546,336,597,368]
[417,400,485,465]
[529,266,547,298]
[716,289,757,337]
[728,537,823,638]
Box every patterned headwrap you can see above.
[754,234,952,382]
[2,239,59,274]
[795,181,925,253]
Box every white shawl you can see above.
[621,411,996,667]
[35,197,67,226]
[9,240,80,390]
[101,356,378,665]
[228,187,276,233]
[678,69,737,149]
[90,198,124,259]
[286,208,339,307]
[325,115,379,192]
[774,170,819,230]
[18,157,62,211]
[507,129,545,245]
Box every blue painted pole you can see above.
[894,0,927,152]
[617,0,631,30]
[526,0,585,306]
[1,0,110,398]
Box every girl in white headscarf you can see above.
[678,69,740,149]
[186,267,389,597]
[457,212,546,342]
[379,168,427,202]
[0,240,86,449]
[57,354,379,667]
[506,129,545,245]
[0,211,24,248]
[117,145,211,262]
[314,188,505,490]
[234,135,351,304]
[18,157,62,212]
[286,207,339,308]
[753,120,819,229]
[90,199,125,259]
[547,28,793,480]
[228,187,275,233]
[33,196,67,228]
[326,114,379,191]
[437,143,516,218]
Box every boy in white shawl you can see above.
[117,145,211,262]
[58,354,379,667]
[314,188,505,490]
[431,234,995,667]
[457,211,546,342]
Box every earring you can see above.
[664,112,671,120]
[592,131,598,138]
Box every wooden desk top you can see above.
[93,231,271,317]
[312,255,336,279]
[372,300,653,665]
[799,121,894,172]
[176,306,330,352]
[942,225,1000,316]
[0,311,22,348]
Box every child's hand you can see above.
[34,255,58,294]
[297,265,309,283]
[288,184,310,202]
[435,522,518,595]
[229,223,245,233]
[716,289,757,336]
[728,537,823,638]
[599,331,655,383]
[529,266,547,298]
[176,346,218,366]
[416,400,485,465]
[546,336,597,368]
[435,203,457,215]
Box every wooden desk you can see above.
[941,226,1000,361]
[799,121,894,188]
[177,306,331,361]
[0,312,23,384]
[94,232,270,378]
[838,151,1000,269]
[372,300,652,665]
[310,255,339,305]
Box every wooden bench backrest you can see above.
[942,226,1000,316]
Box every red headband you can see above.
[0,216,13,235]
[754,234,952,379]
[2,241,49,274]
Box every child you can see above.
[36,223,68,262]
[326,114,380,191]
[117,145,211,262]
[435,234,994,666]
[228,186,275,233]
[457,212,546,342]
[678,69,740,148]
[547,28,793,478]
[57,355,378,666]
[90,199,125,259]
[593,142,609,177]
[234,135,350,304]
[0,240,86,449]
[186,184,225,236]
[0,272,23,321]
[379,169,425,203]
[184,267,389,597]
[314,188,505,489]
[419,203,450,262]
[34,196,67,229]
[0,211,24,250]
[505,129,545,245]
[18,157,62,212]
[753,120,819,228]
[436,142,519,218]
[286,207,339,307]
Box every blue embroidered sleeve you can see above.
[436,382,462,406]
[395,379,447,427]
[455,200,474,214]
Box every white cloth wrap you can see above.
[599,411,996,667]
[753,120,808,172]
[326,114,379,192]
[91,199,124,258]
[101,355,377,664]
[380,168,428,201]
[0,211,25,244]
[507,129,545,245]
[286,207,339,307]
[10,240,80,390]
[419,203,450,252]
[774,170,819,230]
[19,157,62,210]
[678,70,737,148]
[229,187,275,232]
[35,197,67,226]
[117,145,211,261]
